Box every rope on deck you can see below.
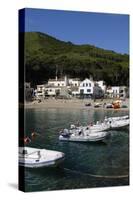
[64,167,129,179]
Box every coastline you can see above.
[24,98,129,111]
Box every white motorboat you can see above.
[19,147,65,168]
[59,128,108,142]
[70,122,110,133]
[109,119,129,130]
[86,123,110,132]
[104,115,129,130]
[105,115,129,122]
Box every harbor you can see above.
[22,108,129,192]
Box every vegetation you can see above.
[23,32,129,86]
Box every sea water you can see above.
[24,108,129,192]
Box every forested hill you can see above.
[23,32,129,86]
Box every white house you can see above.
[79,78,94,97]
[106,86,119,98]
[68,78,81,87]
[48,76,68,87]
[35,84,45,99]
[106,86,127,98]
[119,86,128,98]
[44,86,61,97]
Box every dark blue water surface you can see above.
[24,108,129,192]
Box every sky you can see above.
[23,8,129,54]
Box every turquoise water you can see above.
[24,108,129,192]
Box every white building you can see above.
[79,78,94,97]
[106,86,127,98]
[44,86,61,97]
[119,86,128,98]
[48,76,68,87]
[106,86,119,98]
[35,84,45,99]
[68,78,80,87]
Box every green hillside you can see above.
[23,32,129,86]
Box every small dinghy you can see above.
[59,128,108,142]
[19,147,65,168]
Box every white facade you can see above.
[119,86,127,98]
[45,87,61,96]
[48,77,81,87]
[69,78,80,87]
[35,84,45,98]
[35,77,109,99]
[106,86,120,98]
[79,78,94,95]
[48,76,68,87]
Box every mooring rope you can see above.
[63,167,128,179]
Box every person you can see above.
[24,136,31,144]
[78,130,82,135]
[37,151,41,159]
[31,132,37,139]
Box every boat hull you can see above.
[19,156,65,168]
[59,132,108,142]
[19,147,65,168]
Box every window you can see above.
[83,83,85,87]
[75,83,77,86]
[58,84,60,86]
[89,83,91,87]
[87,89,91,93]
[86,83,88,87]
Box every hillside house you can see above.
[79,78,94,98]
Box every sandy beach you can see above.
[25,98,129,111]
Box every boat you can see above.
[69,122,110,133]
[59,114,129,143]
[59,128,108,142]
[104,115,129,130]
[109,119,129,130]
[87,122,110,132]
[105,115,129,122]
[19,147,65,168]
